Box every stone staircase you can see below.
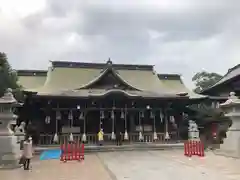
[34,143,184,155]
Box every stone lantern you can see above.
[219,92,240,158]
[0,88,20,169]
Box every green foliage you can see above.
[178,104,232,141]
[0,52,22,99]
[192,71,223,93]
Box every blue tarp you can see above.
[39,149,62,160]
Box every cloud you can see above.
[0,0,239,88]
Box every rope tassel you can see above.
[124,130,129,140]
[139,131,143,141]
[69,133,74,142]
[53,133,58,143]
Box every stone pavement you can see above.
[98,150,240,180]
[1,150,240,180]
[0,154,112,180]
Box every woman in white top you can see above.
[23,136,33,170]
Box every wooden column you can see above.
[80,107,86,142]
[124,105,128,140]
[153,110,157,141]
[53,107,61,143]
[138,110,143,141]
[164,109,170,140]
[68,109,73,142]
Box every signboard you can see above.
[62,126,80,134]
[188,120,199,140]
[135,125,152,132]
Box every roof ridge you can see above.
[227,64,240,73]
[51,60,154,71]
[17,70,47,76]
[157,74,181,80]
[157,73,181,76]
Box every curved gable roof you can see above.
[78,66,140,90]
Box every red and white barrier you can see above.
[60,142,85,162]
[184,140,204,157]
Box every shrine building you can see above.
[16,59,206,145]
[200,64,240,109]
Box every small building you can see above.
[17,59,205,145]
[199,64,240,109]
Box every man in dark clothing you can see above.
[116,131,122,146]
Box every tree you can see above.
[192,71,223,93]
[0,52,22,99]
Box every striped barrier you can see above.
[184,140,204,157]
[60,142,84,162]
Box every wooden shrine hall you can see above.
[16,59,206,145]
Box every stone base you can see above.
[214,149,240,158]
[0,135,21,169]
[0,161,21,170]
[219,129,240,158]
[34,143,184,154]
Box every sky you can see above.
[0,0,239,88]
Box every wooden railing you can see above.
[38,132,180,146]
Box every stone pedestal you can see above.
[0,89,21,169]
[218,92,240,158]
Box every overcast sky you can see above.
[0,0,239,88]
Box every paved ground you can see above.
[97,150,240,180]
[1,150,240,180]
[0,155,112,180]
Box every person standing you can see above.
[98,129,104,146]
[23,137,33,170]
[116,130,122,146]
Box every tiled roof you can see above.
[38,89,187,99]
[21,60,205,99]
[157,74,206,99]
[201,64,240,94]
[17,70,47,89]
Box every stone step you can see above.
[34,143,184,155]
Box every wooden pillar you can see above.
[111,109,116,140]
[124,105,129,140]
[53,107,61,143]
[139,110,143,141]
[80,107,86,142]
[111,100,116,140]
[153,110,157,140]
[68,109,74,142]
[164,108,170,140]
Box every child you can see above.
[23,136,33,170]
[97,129,104,146]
